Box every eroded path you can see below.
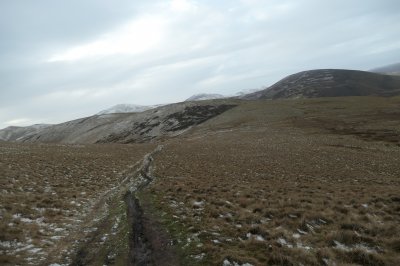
[68,145,177,266]
[124,145,177,266]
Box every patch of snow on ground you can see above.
[333,240,350,251]
[223,259,254,266]
[193,200,205,207]
[111,217,120,234]
[20,217,34,223]
[297,228,307,235]
[0,240,25,249]
[296,242,312,250]
[277,238,293,248]
[333,240,377,253]
[260,218,270,224]
[15,244,34,252]
[12,213,22,219]
[28,247,42,253]
[306,223,315,233]
[246,233,265,241]
[192,253,206,260]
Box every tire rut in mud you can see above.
[70,145,177,266]
[125,145,178,266]
[125,191,152,266]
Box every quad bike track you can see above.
[70,145,178,266]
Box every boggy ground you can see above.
[145,97,400,265]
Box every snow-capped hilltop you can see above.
[185,93,225,102]
[235,88,263,98]
[97,104,157,115]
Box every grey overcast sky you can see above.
[1,0,399,129]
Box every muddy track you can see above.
[125,146,162,266]
[69,145,177,266]
[124,145,178,266]
[125,192,151,266]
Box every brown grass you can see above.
[145,97,400,265]
[1,96,399,265]
[0,142,154,265]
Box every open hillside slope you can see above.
[5,101,236,144]
[243,69,400,100]
[96,104,158,115]
[146,96,400,265]
[1,67,400,265]
[2,68,399,145]
[185,94,225,102]
[0,124,50,142]
[2,96,399,265]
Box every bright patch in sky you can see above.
[0,0,399,129]
[4,118,32,126]
[170,0,197,12]
[48,16,166,62]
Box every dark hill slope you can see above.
[11,101,236,144]
[243,69,400,100]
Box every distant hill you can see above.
[97,104,158,115]
[234,88,263,97]
[370,62,400,76]
[3,69,400,144]
[185,93,225,101]
[242,69,400,100]
[0,124,51,142]
[2,102,236,144]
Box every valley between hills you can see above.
[1,70,400,265]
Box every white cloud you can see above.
[48,15,167,62]
[1,0,400,128]
[238,0,297,23]
[364,40,400,55]
[4,118,33,127]
[170,0,197,12]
